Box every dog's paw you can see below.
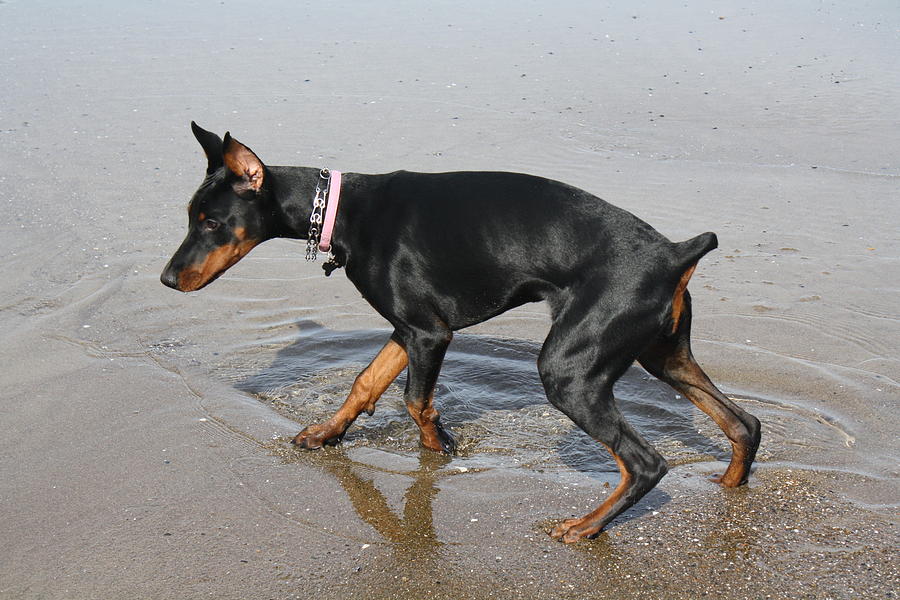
[709,471,748,488]
[420,421,457,454]
[435,422,457,454]
[550,518,600,543]
[291,424,343,449]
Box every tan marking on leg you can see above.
[336,340,408,423]
[293,341,408,447]
[551,443,633,542]
[406,399,445,452]
[640,339,759,488]
[668,356,756,486]
[671,262,697,333]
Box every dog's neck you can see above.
[264,165,328,240]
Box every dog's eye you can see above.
[202,219,220,231]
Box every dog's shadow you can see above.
[238,320,728,532]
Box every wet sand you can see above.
[1,1,898,598]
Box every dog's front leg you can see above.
[401,326,457,454]
[292,338,408,449]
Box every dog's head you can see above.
[161,122,273,292]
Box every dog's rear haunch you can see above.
[162,123,761,542]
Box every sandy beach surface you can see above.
[1,1,898,598]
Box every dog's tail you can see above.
[675,231,718,269]
[668,232,718,333]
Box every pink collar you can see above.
[318,169,342,252]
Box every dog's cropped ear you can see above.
[191,121,224,174]
[222,132,265,195]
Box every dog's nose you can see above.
[160,268,180,290]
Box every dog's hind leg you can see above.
[638,292,761,487]
[540,297,669,543]
[293,337,408,449]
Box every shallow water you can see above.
[201,321,853,479]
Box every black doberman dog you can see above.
[162,123,761,542]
